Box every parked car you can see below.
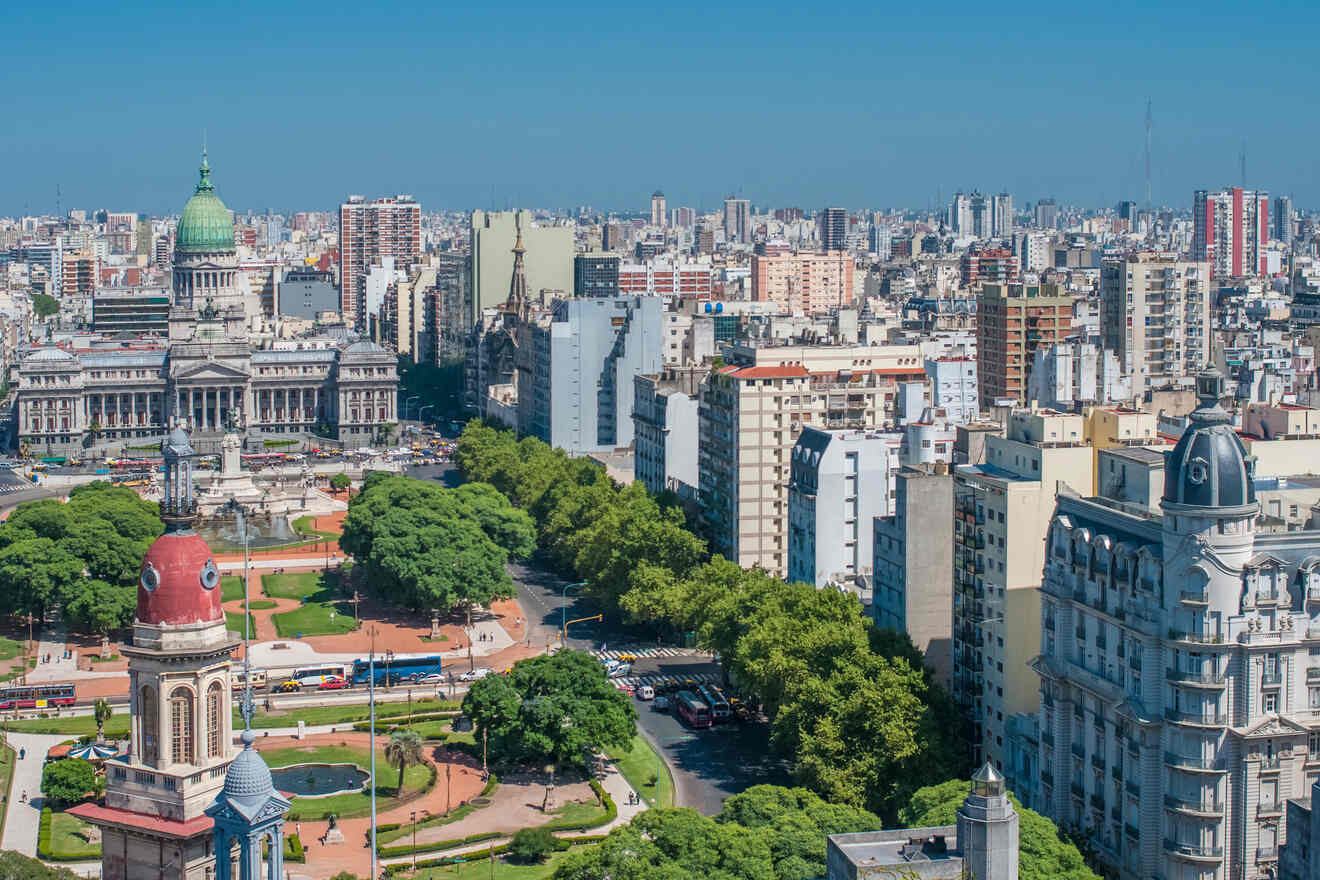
[416,673,445,684]
[459,668,492,682]
[636,685,655,701]
[274,680,302,693]
[652,696,670,712]
[318,677,349,690]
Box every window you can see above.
[207,682,224,758]
[1264,693,1278,714]
[140,685,158,765]
[170,687,195,765]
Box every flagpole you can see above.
[369,625,378,880]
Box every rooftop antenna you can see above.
[55,184,61,219]
[1144,99,1152,211]
[1239,141,1247,189]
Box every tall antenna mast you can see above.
[55,184,61,220]
[1144,99,1152,210]
[1240,141,1247,189]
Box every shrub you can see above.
[286,834,305,863]
[42,759,96,808]
[37,808,52,858]
[509,827,556,864]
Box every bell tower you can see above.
[70,425,242,880]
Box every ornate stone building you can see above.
[14,154,397,457]
[70,428,241,880]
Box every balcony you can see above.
[1261,669,1283,686]
[1111,764,1123,781]
[1090,794,1105,811]
[1258,846,1279,861]
[1070,782,1085,800]
[1042,731,1054,747]
[1168,629,1225,644]
[1307,667,1320,682]
[1164,794,1225,815]
[1166,667,1228,686]
[1126,779,1140,797]
[1258,753,1284,770]
[1258,801,1283,817]
[1075,627,1087,641]
[1095,635,1107,650]
[1091,754,1106,771]
[1164,839,1224,861]
[1165,752,1221,771]
[1179,590,1209,605]
[1111,805,1122,822]
[1165,708,1228,726]
[1071,743,1085,759]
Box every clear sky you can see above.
[1,0,1314,216]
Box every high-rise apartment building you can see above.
[673,206,696,229]
[617,259,712,297]
[750,251,855,313]
[650,191,667,227]
[573,252,621,298]
[819,207,848,251]
[953,408,1095,772]
[470,210,573,320]
[339,194,421,326]
[993,193,1014,238]
[723,196,750,244]
[1034,199,1059,230]
[976,282,1073,404]
[787,428,891,589]
[633,367,703,500]
[1275,196,1295,244]
[1032,370,1320,880]
[1193,187,1269,278]
[962,248,1020,287]
[61,251,98,298]
[1099,252,1210,391]
[870,219,893,260]
[873,464,955,685]
[698,343,927,577]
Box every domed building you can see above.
[14,154,399,458]
[70,427,244,880]
[1032,368,1320,880]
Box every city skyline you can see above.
[2,0,1317,213]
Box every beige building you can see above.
[1100,252,1211,391]
[751,252,855,313]
[954,409,1095,774]
[469,210,573,319]
[698,343,926,577]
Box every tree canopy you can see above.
[554,785,881,880]
[898,780,1101,880]
[461,650,636,769]
[0,484,162,633]
[453,423,970,822]
[0,851,81,880]
[31,293,58,319]
[339,474,534,614]
[42,758,97,807]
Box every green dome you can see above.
[176,152,235,256]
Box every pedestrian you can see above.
[19,748,24,760]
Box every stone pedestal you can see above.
[100,636,112,659]
[431,615,442,639]
[323,827,344,845]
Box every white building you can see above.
[1100,253,1210,391]
[787,427,891,588]
[1034,369,1320,880]
[1027,340,1132,411]
[929,357,980,424]
[633,368,702,500]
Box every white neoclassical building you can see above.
[1033,368,1320,880]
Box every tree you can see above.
[384,729,424,796]
[553,808,774,880]
[898,780,1101,880]
[0,538,84,616]
[31,294,58,319]
[0,851,80,880]
[61,579,136,635]
[509,826,557,864]
[330,473,351,491]
[94,699,113,742]
[463,650,636,769]
[41,758,97,808]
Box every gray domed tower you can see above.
[957,763,1019,880]
[206,729,291,880]
[1160,367,1259,636]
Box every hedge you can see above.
[37,808,52,859]
[379,830,500,859]
[286,833,305,863]
[384,833,609,875]
[350,711,460,733]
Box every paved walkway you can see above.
[1,732,69,856]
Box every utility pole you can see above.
[367,623,379,880]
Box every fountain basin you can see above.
[270,763,369,798]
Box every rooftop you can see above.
[1101,446,1166,465]
[828,826,964,879]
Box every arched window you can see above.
[207,681,224,758]
[170,687,195,765]
[140,685,158,765]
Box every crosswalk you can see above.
[611,671,722,690]
[0,477,33,495]
[592,646,701,660]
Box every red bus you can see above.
[0,684,76,710]
[674,690,711,729]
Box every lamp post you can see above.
[561,582,587,645]
[366,623,380,880]
[410,810,417,871]
[418,404,434,427]
[404,395,419,422]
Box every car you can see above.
[652,696,670,712]
[416,673,445,684]
[318,677,349,690]
[459,668,492,682]
[607,663,632,679]
[636,685,655,701]
[274,680,302,693]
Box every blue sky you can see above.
[1,0,1314,215]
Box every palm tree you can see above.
[93,699,112,742]
[384,729,424,797]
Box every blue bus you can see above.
[351,654,444,685]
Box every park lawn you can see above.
[237,697,460,730]
[547,800,604,825]
[257,744,434,820]
[249,600,277,610]
[415,850,576,880]
[50,810,101,860]
[0,636,23,661]
[221,576,245,603]
[225,611,257,639]
[7,715,129,737]
[262,571,329,600]
[0,744,13,841]
[605,734,674,808]
[271,602,356,638]
[292,514,341,539]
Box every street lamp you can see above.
[561,582,587,643]
[418,404,434,426]
[404,395,419,421]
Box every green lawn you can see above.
[237,697,460,731]
[258,744,435,820]
[221,576,245,603]
[262,571,330,600]
[7,715,129,737]
[605,734,674,808]
[271,602,356,638]
[0,744,14,842]
[50,810,101,860]
[547,800,603,825]
[414,850,576,880]
[0,636,23,661]
[249,600,277,610]
[225,611,257,639]
[292,514,341,540]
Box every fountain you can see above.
[270,763,370,798]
